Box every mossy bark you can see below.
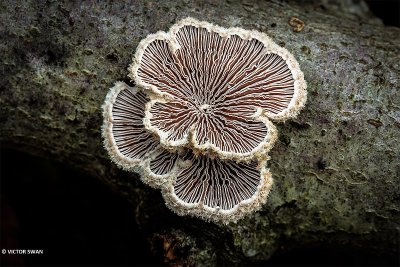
[1,0,399,265]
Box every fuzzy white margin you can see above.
[128,17,307,162]
[101,81,182,189]
[162,158,274,224]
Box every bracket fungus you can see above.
[162,153,273,222]
[102,82,181,188]
[103,82,273,223]
[129,17,307,162]
[102,18,307,224]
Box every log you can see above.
[1,0,399,265]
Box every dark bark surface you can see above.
[1,0,399,265]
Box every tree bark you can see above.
[1,0,399,265]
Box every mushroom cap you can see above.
[162,152,273,224]
[102,82,274,223]
[129,17,307,162]
[102,82,181,188]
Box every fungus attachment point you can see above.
[130,17,307,162]
[199,104,211,113]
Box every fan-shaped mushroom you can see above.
[130,17,307,162]
[102,82,181,188]
[163,152,273,223]
[103,17,307,223]
[102,82,273,223]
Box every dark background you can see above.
[366,0,399,27]
[1,1,399,266]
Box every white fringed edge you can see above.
[161,158,274,225]
[101,81,180,189]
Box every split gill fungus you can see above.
[102,18,307,223]
[130,17,307,162]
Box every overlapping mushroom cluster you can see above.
[102,18,306,224]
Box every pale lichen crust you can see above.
[102,82,274,223]
[129,17,307,162]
